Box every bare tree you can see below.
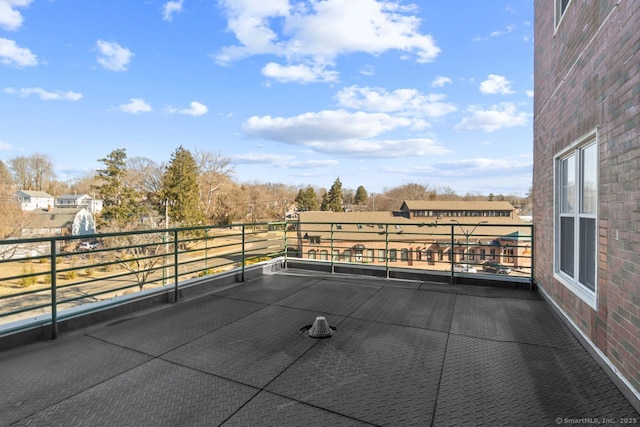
[194,150,235,221]
[30,154,54,191]
[9,153,55,191]
[127,156,163,205]
[9,156,30,190]
[0,160,23,241]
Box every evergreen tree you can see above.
[354,185,368,205]
[295,186,318,211]
[93,148,145,229]
[320,177,343,212]
[161,146,204,227]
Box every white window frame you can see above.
[554,128,598,308]
[554,0,572,31]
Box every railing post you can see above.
[173,229,179,303]
[385,224,390,279]
[530,223,535,291]
[50,239,58,339]
[330,223,335,274]
[283,221,288,269]
[241,224,246,282]
[450,224,455,285]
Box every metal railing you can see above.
[286,220,533,284]
[0,222,287,338]
[0,219,533,339]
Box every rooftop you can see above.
[1,269,638,425]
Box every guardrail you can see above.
[0,219,533,340]
[286,220,533,284]
[0,222,287,338]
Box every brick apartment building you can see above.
[296,200,532,274]
[533,0,640,398]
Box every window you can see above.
[320,250,328,260]
[333,249,339,261]
[480,249,486,260]
[378,249,386,262]
[469,249,475,261]
[336,224,342,230]
[400,248,409,262]
[555,131,597,306]
[555,0,571,28]
[309,236,320,244]
[344,249,352,262]
[366,249,374,262]
[308,250,317,260]
[389,249,397,262]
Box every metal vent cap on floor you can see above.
[308,316,333,338]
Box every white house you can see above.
[56,194,103,214]
[22,207,96,237]
[15,190,55,211]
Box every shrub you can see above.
[18,265,37,288]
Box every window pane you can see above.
[581,143,597,214]
[579,218,596,291]
[561,155,575,213]
[560,216,575,277]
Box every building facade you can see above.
[534,0,640,395]
[15,190,55,211]
[296,201,532,275]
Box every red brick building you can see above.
[534,0,640,398]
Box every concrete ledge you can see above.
[285,259,532,290]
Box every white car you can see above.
[453,263,477,273]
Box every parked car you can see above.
[453,263,477,273]
[482,261,511,274]
[78,241,99,251]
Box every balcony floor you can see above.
[1,269,638,426]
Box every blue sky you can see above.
[0,0,533,195]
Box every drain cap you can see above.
[308,316,332,338]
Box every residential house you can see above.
[22,208,96,237]
[15,190,54,211]
[296,201,531,274]
[534,0,640,397]
[56,194,103,214]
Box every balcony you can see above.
[0,223,638,424]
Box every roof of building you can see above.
[57,194,91,200]
[297,210,530,243]
[15,190,54,199]
[24,208,88,229]
[401,200,515,211]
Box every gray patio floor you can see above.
[1,270,638,426]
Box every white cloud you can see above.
[526,90,534,97]
[262,62,339,83]
[0,140,12,150]
[244,109,412,142]
[0,38,37,67]
[233,153,339,168]
[179,101,208,116]
[0,0,33,31]
[431,76,452,88]
[336,85,456,118]
[242,109,449,158]
[162,0,184,22]
[118,98,152,114]
[216,0,440,82]
[96,40,133,72]
[5,86,82,101]
[455,102,529,132]
[473,24,516,41]
[359,64,375,76]
[479,74,514,95]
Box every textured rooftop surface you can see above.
[1,270,638,426]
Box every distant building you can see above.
[296,200,531,272]
[15,190,55,211]
[22,208,95,237]
[534,0,640,398]
[56,194,103,214]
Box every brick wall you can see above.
[534,0,640,392]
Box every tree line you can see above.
[0,148,530,236]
